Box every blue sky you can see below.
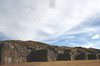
[0,0,100,49]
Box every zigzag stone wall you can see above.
[0,40,100,65]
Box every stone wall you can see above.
[0,40,100,65]
[27,49,57,62]
[0,40,58,65]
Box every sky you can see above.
[0,0,100,49]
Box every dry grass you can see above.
[1,60,100,66]
[2,40,50,47]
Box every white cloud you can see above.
[92,34,100,39]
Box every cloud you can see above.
[0,0,100,48]
[92,34,100,39]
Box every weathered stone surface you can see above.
[0,40,100,65]
[0,40,59,65]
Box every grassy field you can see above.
[1,60,100,66]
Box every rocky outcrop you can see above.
[0,40,100,65]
